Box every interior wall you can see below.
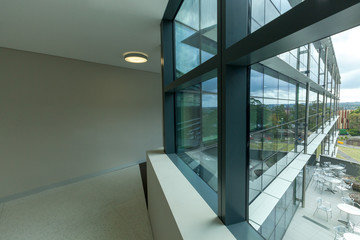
[0,47,163,199]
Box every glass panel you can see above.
[250,136,263,202]
[251,0,300,33]
[263,155,277,189]
[271,0,281,12]
[298,102,306,119]
[175,70,218,191]
[252,0,265,27]
[278,99,289,123]
[278,76,289,100]
[286,124,295,153]
[250,64,264,97]
[176,0,199,30]
[275,210,287,240]
[175,22,200,78]
[251,18,262,32]
[250,97,264,132]
[265,0,280,24]
[264,68,279,99]
[280,0,291,14]
[288,100,296,122]
[175,0,217,78]
[263,128,277,159]
[264,98,278,129]
[288,81,296,101]
[200,0,217,62]
[261,208,276,239]
[298,85,306,102]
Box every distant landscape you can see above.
[339,102,360,110]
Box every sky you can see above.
[331,25,360,103]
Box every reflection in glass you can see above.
[175,0,217,78]
[250,98,264,132]
[265,0,280,24]
[250,0,301,33]
[251,65,264,97]
[175,71,218,191]
[264,68,279,99]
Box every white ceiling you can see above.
[0,0,168,73]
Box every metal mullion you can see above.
[162,19,176,154]
[304,82,310,154]
[164,56,219,92]
[224,0,360,66]
[219,0,250,226]
[163,0,184,20]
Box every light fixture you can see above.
[123,52,148,63]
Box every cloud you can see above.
[332,26,360,102]
[340,88,360,103]
[340,69,360,89]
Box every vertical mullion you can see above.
[217,0,224,221]
[162,20,176,154]
[304,83,310,153]
[218,0,250,225]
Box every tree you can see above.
[339,129,348,135]
[351,107,360,114]
[348,112,360,136]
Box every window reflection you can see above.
[249,63,325,203]
[175,70,218,191]
[175,0,217,78]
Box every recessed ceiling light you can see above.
[123,52,148,63]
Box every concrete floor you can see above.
[0,165,153,240]
[284,177,360,240]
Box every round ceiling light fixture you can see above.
[123,51,148,63]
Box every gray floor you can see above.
[283,177,360,240]
[0,165,153,240]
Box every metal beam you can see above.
[161,20,176,154]
[219,0,249,225]
[163,0,184,20]
[306,44,311,78]
[304,82,310,154]
[224,0,360,66]
[164,57,219,92]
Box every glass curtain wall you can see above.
[176,72,218,191]
[250,0,297,33]
[173,0,218,192]
[259,173,302,240]
[249,64,300,201]
[162,0,342,237]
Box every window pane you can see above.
[264,98,278,129]
[175,0,199,30]
[250,97,264,132]
[264,68,279,98]
[278,76,289,100]
[251,64,264,97]
[252,0,265,26]
[175,0,217,78]
[175,71,218,191]
[265,0,280,24]
[175,22,200,78]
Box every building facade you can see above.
[158,0,355,239]
[338,109,352,129]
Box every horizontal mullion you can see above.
[164,56,219,92]
[162,0,183,21]
[224,0,360,66]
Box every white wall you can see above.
[0,47,162,199]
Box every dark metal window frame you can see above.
[161,0,360,230]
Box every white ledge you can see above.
[147,150,236,240]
